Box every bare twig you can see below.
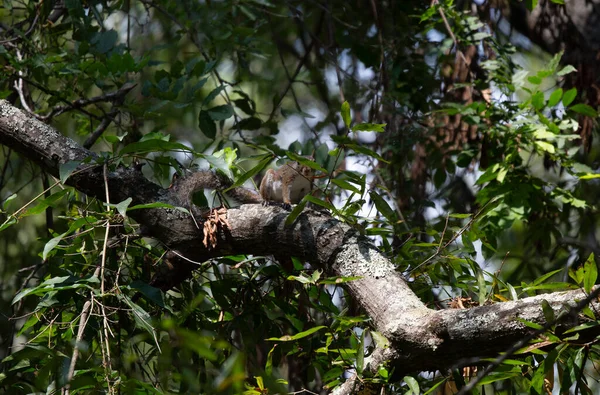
[431,0,469,66]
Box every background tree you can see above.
[1,1,600,394]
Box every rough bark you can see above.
[2,100,600,393]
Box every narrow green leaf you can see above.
[583,253,597,293]
[533,268,564,285]
[0,217,17,232]
[356,329,365,372]
[547,88,563,107]
[284,199,307,226]
[351,123,386,133]
[541,299,555,323]
[569,103,597,117]
[531,91,545,110]
[120,293,161,350]
[369,191,397,222]
[267,326,327,341]
[557,64,576,76]
[119,139,193,155]
[1,193,17,210]
[24,189,70,216]
[331,178,361,194]
[319,276,363,284]
[304,194,335,211]
[202,85,226,105]
[43,232,68,260]
[562,88,577,107]
[127,202,177,211]
[341,101,351,128]
[579,174,600,180]
[229,155,272,189]
[285,151,328,173]
[346,143,390,163]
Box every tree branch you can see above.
[2,100,600,388]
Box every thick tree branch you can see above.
[2,100,600,389]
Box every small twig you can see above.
[0,4,40,44]
[98,164,114,392]
[431,0,469,66]
[64,294,96,395]
[41,83,135,122]
[409,198,499,274]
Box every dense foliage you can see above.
[1,0,600,393]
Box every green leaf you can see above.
[371,331,390,349]
[535,141,555,154]
[583,253,597,293]
[356,329,365,372]
[12,276,89,304]
[236,116,262,130]
[24,189,70,216]
[120,293,161,349]
[351,123,386,133]
[331,179,361,194]
[531,91,544,110]
[562,88,577,107]
[341,101,351,128]
[284,199,308,226]
[527,76,542,86]
[404,376,420,395]
[1,193,17,210]
[569,103,597,117]
[547,88,563,107]
[0,217,16,232]
[114,197,132,217]
[207,104,234,121]
[541,299,555,323]
[198,110,216,139]
[304,195,335,211]
[267,326,327,341]
[369,191,397,223]
[557,64,576,76]
[579,173,600,180]
[319,276,363,285]
[127,202,177,211]
[128,280,172,312]
[59,160,81,183]
[285,151,328,173]
[42,232,68,260]
[346,143,390,163]
[203,85,226,105]
[525,0,538,11]
[119,139,194,155]
[229,155,272,189]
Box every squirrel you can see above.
[259,161,314,209]
[173,160,314,212]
